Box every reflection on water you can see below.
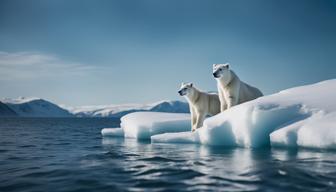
[0,118,335,192]
[102,137,336,191]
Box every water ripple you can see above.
[1,118,336,192]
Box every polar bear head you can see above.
[212,63,230,79]
[178,82,194,97]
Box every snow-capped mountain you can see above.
[0,101,17,117]
[68,100,189,118]
[2,97,74,117]
[0,97,189,118]
[150,100,189,113]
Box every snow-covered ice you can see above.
[102,79,336,149]
[270,111,336,149]
[101,112,191,140]
[153,79,336,149]
[101,128,124,137]
[152,132,199,144]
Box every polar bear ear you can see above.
[213,64,218,68]
[185,82,192,87]
[224,63,230,68]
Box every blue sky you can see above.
[0,0,336,106]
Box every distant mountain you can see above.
[149,100,189,113]
[69,100,190,118]
[0,101,17,117]
[2,97,74,117]
[1,97,189,118]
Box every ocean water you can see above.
[0,118,335,192]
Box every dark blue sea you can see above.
[0,118,335,192]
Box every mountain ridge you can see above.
[0,101,17,117]
[1,97,189,118]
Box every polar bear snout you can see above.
[213,72,220,78]
[178,89,186,96]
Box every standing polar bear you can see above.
[213,63,263,110]
[178,82,222,131]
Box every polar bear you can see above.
[213,63,263,110]
[178,82,222,131]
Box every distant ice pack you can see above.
[102,79,336,149]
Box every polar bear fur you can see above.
[213,63,263,110]
[178,82,222,131]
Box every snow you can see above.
[2,97,42,104]
[68,103,151,118]
[101,112,191,139]
[150,79,336,149]
[270,111,336,149]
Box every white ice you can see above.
[152,132,199,144]
[101,128,124,137]
[101,112,191,140]
[270,111,336,149]
[151,79,336,149]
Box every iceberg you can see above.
[152,132,199,144]
[101,128,124,137]
[102,112,191,140]
[152,79,336,149]
[101,79,336,149]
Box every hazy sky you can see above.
[1,0,336,106]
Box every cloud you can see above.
[0,51,99,81]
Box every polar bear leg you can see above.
[227,95,239,108]
[220,103,227,112]
[195,112,206,130]
[218,90,227,112]
[190,107,197,131]
[225,85,239,108]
